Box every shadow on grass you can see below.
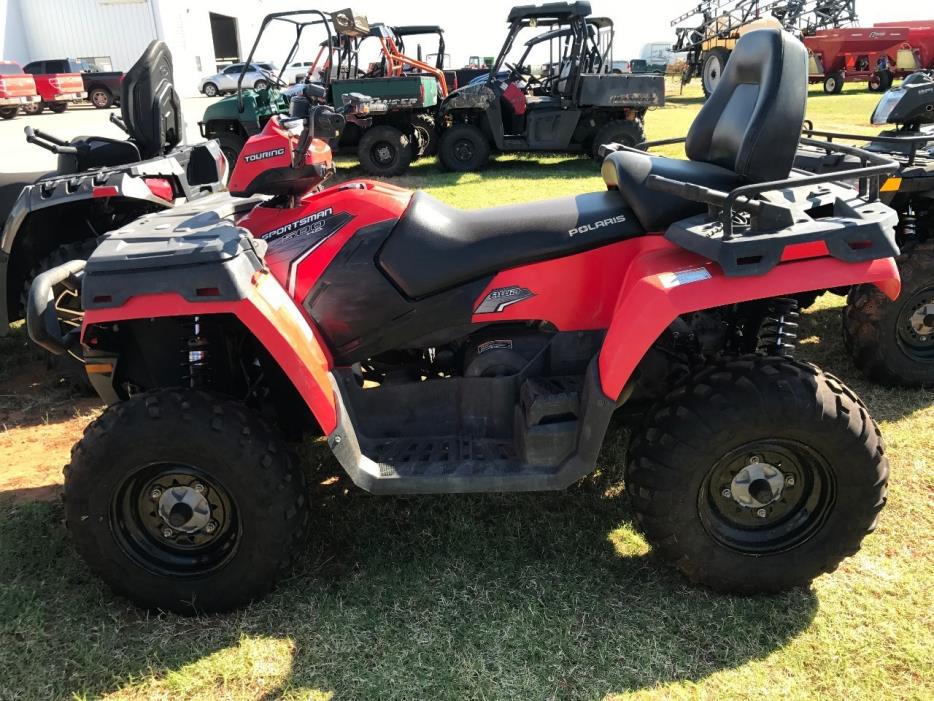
[0,435,820,699]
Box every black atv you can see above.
[794,69,934,387]
[0,41,225,350]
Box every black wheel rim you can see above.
[371,141,397,167]
[452,138,475,163]
[111,463,239,577]
[698,440,834,554]
[896,287,934,362]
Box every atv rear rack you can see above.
[801,123,934,167]
[605,136,902,276]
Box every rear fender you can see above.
[598,245,900,400]
[82,271,338,433]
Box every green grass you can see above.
[1,83,933,701]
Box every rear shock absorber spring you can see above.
[757,298,800,357]
[183,316,211,388]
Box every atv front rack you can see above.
[606,136,901,277]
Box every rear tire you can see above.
[843,241,934,387]
[0,107,18,120]
[438,123,490,172]
[409,113,438,158]
[358,125,413,177]
[65,390,310,614]
[701,48,730,98]
[824,71,845,94]
[592,119,645,161]
[626,356,887,594]
[216,133,246,179]
[22,101,45,115]
[49,102,68,113]
[89,87,113,109]
[22,239,100,392]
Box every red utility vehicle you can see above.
[21,60,87,114]
[805,22,934,94]
[28,30,902,614]
[0,61,40,120]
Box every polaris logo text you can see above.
[244,148,286,162]
[261,207,334,241]
[569,214,627,237]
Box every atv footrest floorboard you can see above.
[368,436,519,478]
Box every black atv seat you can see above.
[602,29,808,231]
[379,190,643,299]
[58,136,142,174]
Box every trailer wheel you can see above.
[438,123,490,172]
[64,390,310,614]
[701,48,731,98]
[592,120,645,161]
[89,87,114,109]
[358,125,413,177]
[0,107,18,120]
[824,71,845,94]
[868,70,893,92]
[843,241,934,387]
[626,356,887,593]
[49,102,68,114]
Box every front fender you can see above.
[82,270,338,434]
[598,247,901,400]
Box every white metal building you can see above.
[0,0,279,97]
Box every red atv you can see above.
[29,30,901,614]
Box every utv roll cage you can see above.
[487,0,593,95]
[237,10,334,113]
[511,17,613,81]
[392,25,447,71]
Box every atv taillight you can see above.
[143,177,174,202]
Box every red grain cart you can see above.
[805,23,934,94]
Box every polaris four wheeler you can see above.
[436,2,664,171]
[794,69,934,386]
[0,41,225,344]
[29,30,901,614]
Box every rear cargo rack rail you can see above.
[801,122,934,167]
[604,135,902,276]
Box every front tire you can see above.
[824,71,845,94]
[202,82,219,98]
[626,356,887,594]
[843,241,934,387]
[65,390,310,614]
[591,119,645,161]
[357,125,413,177]
[438,123,490,172]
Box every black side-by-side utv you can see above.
[436,2,665,171]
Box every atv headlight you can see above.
[872,88,905,126]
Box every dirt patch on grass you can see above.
[0,337,101,503]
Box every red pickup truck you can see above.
[22,60,87,114]
[0,61,40,120]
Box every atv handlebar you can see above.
[24,126,78,155]
[27,258,86,356]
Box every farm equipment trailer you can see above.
[671,0,858,97]
[806,21,934,93]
